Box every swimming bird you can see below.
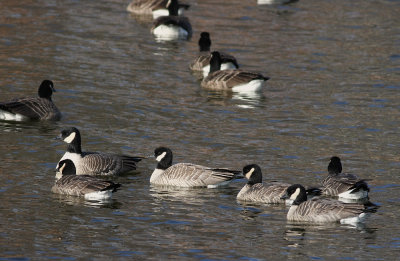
[0,80,61,121]
[237,164,321,204]
[151,0,192,40]
[57,127,143,176]
[189,32,239,78]
[127,0,190,19]
[151,147,242,188]
[201,51,269,92]
[322,156,370,200]
[281,184,373,224]
[53,159,121,200]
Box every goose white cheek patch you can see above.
[156,152,167,162]
[63,132,76,144]
[290,188,301,200]
[245,168,255,180]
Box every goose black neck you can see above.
[38,80,54,101]
[67,134,82,154]
[168,0,179,16]
[292,185,307,205]
[209,52,222,74]
[157,158,172,170]
[199,33,211,52]
[328,156,342,175]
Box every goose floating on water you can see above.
[151,147,243,188]
[151,0,192,40]
[127,0,190,19]
[0,80,61,121]
[53,159,121,200]
[190,32,239,78]
[281,184,375,224]
[201,51,269,93]
[322,156,370,200]
[57,127,143,176]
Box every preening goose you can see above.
[281,184,374,224]
[189,32,239,78]
[127,0,190,19]
[322,156,370,200]
[57,127,143,176]
[201,51,269,92]
[151,0,192,40]
[53,159,121,200]
[237,164,321,204]
[151,147,242,188]
[0,80,61,121]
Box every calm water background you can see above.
[1,0,400,260]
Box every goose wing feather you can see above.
[79,152,141,175]
[238,182,290,203]
[202,70,267,89]
[0,97,60,120]
[322,173,367,195]
[52,175,119,196]
[127,0,166,13]
[162,163,238,187]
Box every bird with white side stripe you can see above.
[281,184,375,224]
[151,0,192,40]
[322,156,370,200]
[237,164,321,204]
[151,147,243,188]
[126,0,190,19]
[0,80,61,121]
[53,159,121,200]
[201,51,269,93]
[57,127,143,176]
[190,32,239,78]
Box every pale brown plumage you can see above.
[201,69,268,90]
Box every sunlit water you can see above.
[1,0,400,259]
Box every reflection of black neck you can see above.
[168,0,179,16]
[67,135,82,154]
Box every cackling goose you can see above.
[53,159,121,200]
[151,147,242,188]
[237,164,321,205]
[127,0,190,19]
[0,80,61,121]
[151,0,192,40]
[322,156,370,200]
[57,127,143,176]
[189,32,239,78]
[201,51,269,92]
[281,184,374,224]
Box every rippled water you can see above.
[1,0,400,259]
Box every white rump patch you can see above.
[152,25,188,40]
[232,79,265,93]
[63,132,76,144]
[84,190,113,200]
[0,110,28,121]
[207,180,232,188]
[244,168,255,180]
[156,152,167,162]
[202,62,237,78]
[340,213,368,225]
[338,189,368,200]
[290,188,301,200]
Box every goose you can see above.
[201,51,269,92]
[281,184,373,224]
[151,0,192,40]
[151,147,243,188]
[0,80,61,121]
[57,127,143,176]
[237,164,321,204]
[322,156,370,200]
[127,0,190,19]
[189,32,239,78]
[53,159,121,200]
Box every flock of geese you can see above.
[0,0,378,226]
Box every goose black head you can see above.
[281,184,307,205]
[199,32,211,52]
[59,127,82,154]
[154,147,173,170]
[242,164,263,185]
[38,80,55,100]
[57,159,76,176]
[328,156,342,175]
